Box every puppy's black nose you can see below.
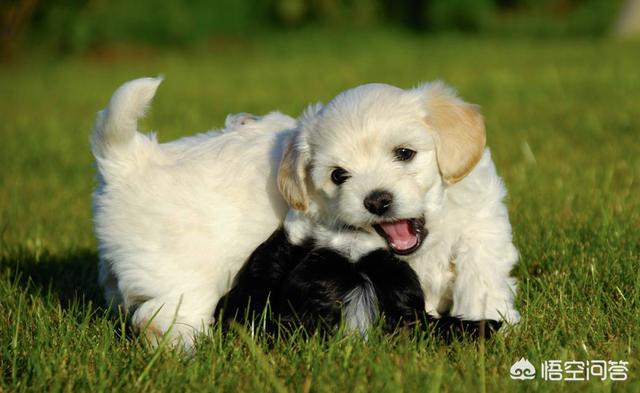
[364,190,393,216]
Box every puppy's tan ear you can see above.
[278,132,310,211]
[423,82,486,184]
[278,103,322,211]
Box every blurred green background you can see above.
[1,0,633,58]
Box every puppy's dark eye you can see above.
[394,147,417,162]
[331,167,350,185]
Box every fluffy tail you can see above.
[91,77,163,160]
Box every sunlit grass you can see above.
[1,31,639,392]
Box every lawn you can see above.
[1,30,639,392]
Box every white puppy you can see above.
[278,81,520,324]
[92,77,518,350]
[91,77,297,348]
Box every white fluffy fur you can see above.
[92,78,519,350]
[343,275,379,336]
[281,82,521,324]
[91,77,297,348]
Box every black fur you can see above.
[279,248,366,332]
[356,250,426,331]
[278,249,429,332]
[216,227,502,340]
[215,228,313,329]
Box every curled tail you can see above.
[91,77,163,160]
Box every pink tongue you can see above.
[379,220,418,251]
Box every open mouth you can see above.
[373,218,427,255]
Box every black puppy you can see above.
[216,228,501,339]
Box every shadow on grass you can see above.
[3,249,142,344]
[4,249,105,309]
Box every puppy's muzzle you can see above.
[372,218,427,256]
[364,190,393,216]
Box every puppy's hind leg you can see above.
[131,287,218,351]
[98,258,124,313]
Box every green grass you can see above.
[1,30,639,392]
